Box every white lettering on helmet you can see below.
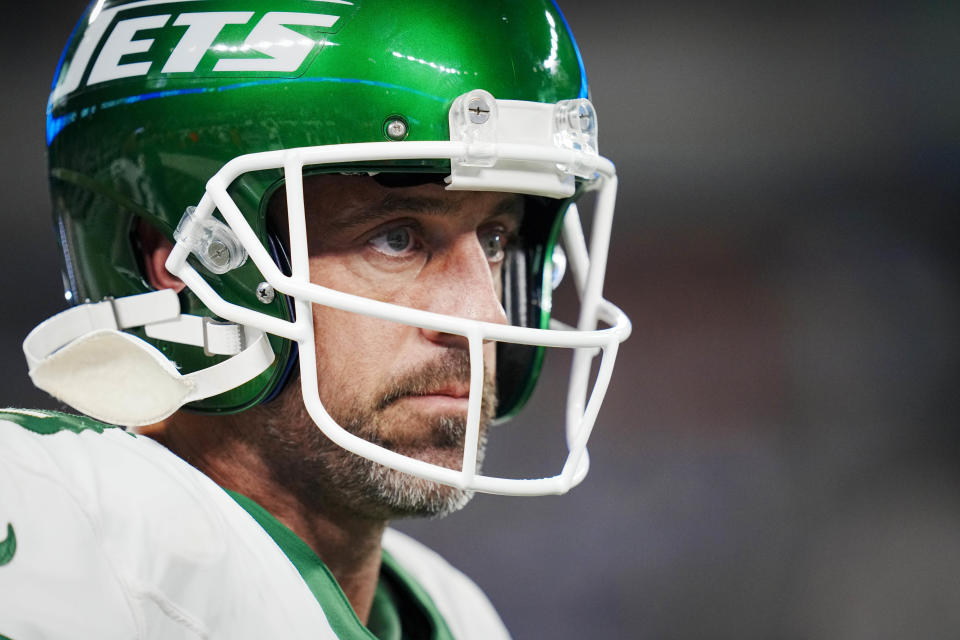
[53,0,194,102]
[161,12,255,73]
[87,15,171,85]
[61,8,342,94]
[213,12,340,73]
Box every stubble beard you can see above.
[256,351,497,521]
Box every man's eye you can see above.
[369,227,416,257]
[479,228,509,263]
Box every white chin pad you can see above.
[29,329,193,427]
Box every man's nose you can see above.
[419,233,508,348]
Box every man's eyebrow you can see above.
[327,193,524,232]
[491,195,526,220]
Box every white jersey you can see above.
[0,409,510,640]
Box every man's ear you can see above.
[137,220,186,293]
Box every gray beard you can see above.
[253,352,495,521]
[319,413,487,520]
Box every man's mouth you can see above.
[382,382,470,418]
[411,384,469,399]
[378,379,471,411]
[398,387,470,412]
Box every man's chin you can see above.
[382,439,456,467]
[376,403,474,452]
[315,380,494,519]
[341,418,484,519]
[348,453,476,520]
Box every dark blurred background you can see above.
[3,2,958,638]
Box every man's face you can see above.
[265,174,521,518]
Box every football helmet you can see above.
[25,0,631,496]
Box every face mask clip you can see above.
[174,206,247,275]
[446,91,602,198]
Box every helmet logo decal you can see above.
[161,11,259,74]
[53,1,354,99]
[206,12,338,73]
[90,11,341,84]
[88,14,172,84]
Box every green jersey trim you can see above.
[226,490,375,639]
[0,408,122,435]
[0,523,15,566]
[225,490,454,640]
[379,549,455,640]
[367,577,403,640]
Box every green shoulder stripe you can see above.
[0,409,121,435]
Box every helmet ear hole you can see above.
[136,219,185,293]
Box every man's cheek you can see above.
[484,342,497,372]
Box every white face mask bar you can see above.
[169,168,627,496]
[164,93,630,496]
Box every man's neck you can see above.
[143,414,387,626]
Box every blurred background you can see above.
[2,1,957,638]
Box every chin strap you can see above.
[22,289,275,427]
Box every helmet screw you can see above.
[206,240,230,268]
[256,282,275,304]
[576,104,593,131]
[384,117,408,141]
[467,97,491,124]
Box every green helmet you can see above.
[31,0,631,495]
